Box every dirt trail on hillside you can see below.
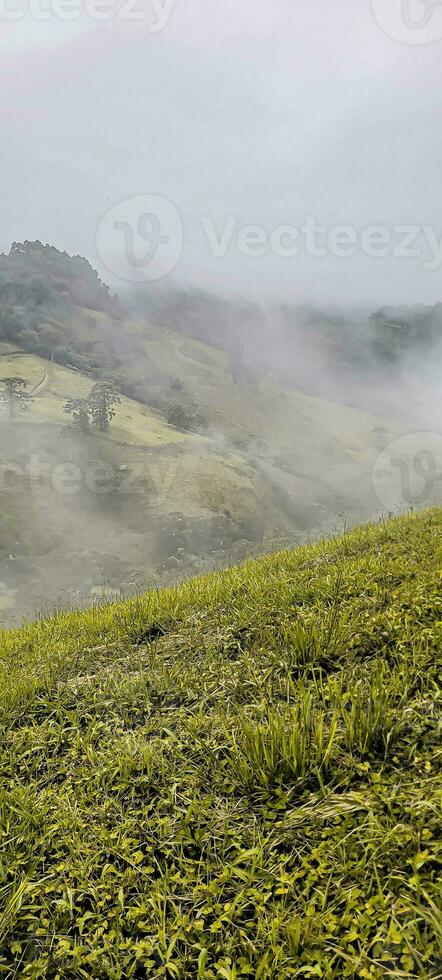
[170,334,221,375]
[30,367,50,396]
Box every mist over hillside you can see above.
[128,281,442,425]
[1,242,441,624]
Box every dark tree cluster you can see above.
[64,381,121,434]
[0,377,32,420]
[0,241,122,372]
[166,402,208,433]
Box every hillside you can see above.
[0,509,441,978]
[0,342,280,623]
[129,285,442,422]
[1,244,419,625]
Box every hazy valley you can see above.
[3,242,440,624]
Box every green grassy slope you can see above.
[0,342,186,445]
[1,509,441,978]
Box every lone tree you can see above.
[89,381,121,432]
[166,402,207,433]
[0,377,32,420]
[63,397,91,434]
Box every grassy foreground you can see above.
[0,510,441,979]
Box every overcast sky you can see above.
[2,0,442,305]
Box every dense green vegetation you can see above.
[0,243,221,423]
[1,509,441,978]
